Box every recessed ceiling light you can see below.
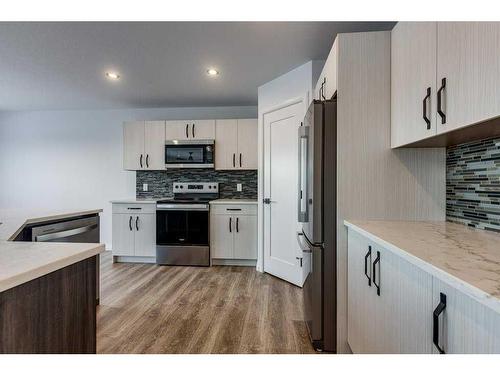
[105,71,120,80]
[207,68,219,76]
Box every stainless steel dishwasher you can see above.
[31,215,101,304]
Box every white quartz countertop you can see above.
[0,241,104,292]
[0,208,103,241]
[209,199,258,205]
[110,199,158,204]
[345,220,500,312]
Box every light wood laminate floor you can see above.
[97,251,315,354]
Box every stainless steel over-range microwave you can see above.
[165,139,215,168]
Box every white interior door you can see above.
[263,101,304,286]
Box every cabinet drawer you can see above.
[112,203,156,214]
[210,204,257,216]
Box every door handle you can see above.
[423,87,431,130]
[239,153,242,168]
[185,124,189,138]
[146,154,149,168]
[140,154,143,168]
[135,216,139,231]
[192,123,195,138]
[437,78,446,124]
[372,250,381,296]
[229,217,232,233]
[129,216,133,231]
[364,246,372,286]
[433,292,447,354]
[263,198,276,204]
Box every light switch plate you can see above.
[237,183,242,192]
[143,183,148,192]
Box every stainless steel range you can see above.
[156,182,219,266]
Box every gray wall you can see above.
[0,106,257,249]
[447,136,500,232]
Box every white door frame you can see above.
[256,92,310,274]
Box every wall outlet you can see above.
[236,183,242,192]
[143,183,148,192]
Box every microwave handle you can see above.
[297,125,309,222]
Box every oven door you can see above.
[164,141,214,168]
[156,206,210,266]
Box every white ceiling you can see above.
[0,22,395,111]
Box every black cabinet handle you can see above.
[372,250,381,296]
[146,154,149,168]
[140,154,143,168]
[437,78,446,124]
[127,207,142,210]
[239,153,242,168]
[185,124,189,138]
[129,216,132,231]
[192,123,195,138]
[423,87,431,129]
[233,153,236,168]
[226,208,242,211]
[364,246,372,286]
[135,216,139,231]
[433,292,447,354]
[229,217,232,233]
[236,217,239,233]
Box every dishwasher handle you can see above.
[34,224,98,242]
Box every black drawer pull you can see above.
[226,208,242,211]
[423,87,431,129]
[372,250,381,296]
[433,292,447,354]
[364,246,372,286]
[437,78,446,124]
[127,207,142,210]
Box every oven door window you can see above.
[156,210,209,245]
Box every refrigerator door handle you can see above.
[297,125,309,223]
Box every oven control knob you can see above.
[175,185,178,188]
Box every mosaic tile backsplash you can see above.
[136,169,257,200]
[447,136,500,232]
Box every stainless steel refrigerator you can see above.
[297,98,337,352]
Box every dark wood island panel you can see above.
[0,256,97,354]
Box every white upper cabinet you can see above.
[165,120,215,140]
[123,121,165,170]
[314,38,338,101]
[391,22,500,147]
[391,22,437,147]
[215,119,257,170]
[123,121,145,170]
[436,22,500,134]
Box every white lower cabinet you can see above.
[210,203,257,263]
[112,203,156,261]
[347,228,500,354]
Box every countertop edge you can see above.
[5,209,103,241]
[209,200,258,205]
[344,220,500,315]
[110,200,157,204]
[0,243,105,293]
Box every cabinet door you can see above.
[123,121,145,170]
[437,22,500,134]
[347,230,376,353]
[432,278,500,354]
[144,121,165,170]
[237,119,258,170]
[133,214,156,257]
[233,215,257,259]
[398,258,433,353]
[112,214,135,256]
[369,245,401,353]
[210,214,234,259]
[215,119,238,170]
[191,119,215,139]
[165,120,190,140]
[391,22,437,147]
